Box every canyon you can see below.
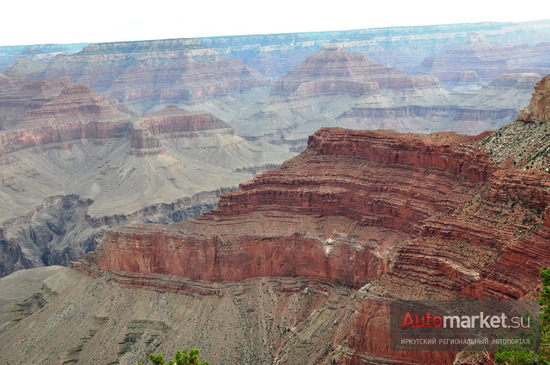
[1,75,548,364]
[0,20,549,364]
[2,21,547,277]
[0,76,291,276]
[3,22,550,144]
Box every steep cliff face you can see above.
[3,25,550,365]
[72,78,550,364]
[80,122,549,299]
[77,128,487,285]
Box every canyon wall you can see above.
[2,22,550,365]
[74,124,548,363]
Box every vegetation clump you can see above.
[139,348,209,365]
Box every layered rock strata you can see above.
[273,45,443,98]
[79,124,550,298]
[75,77,550,363]
[420,33,550,88]
[6,39,269,113]
[235,46,537,142]
[0,79,292,276]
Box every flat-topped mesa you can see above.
[303,128,492,181]
[517,75,550,122]
[78,38,205,55]
[127,106,233,156]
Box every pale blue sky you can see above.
[2,0,549,46]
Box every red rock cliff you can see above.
[78,121,549,296]
[75,112,550,364]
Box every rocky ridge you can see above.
[5,27,549,145]
[6,39,269,114]
[199,21,550,78]
[0,93,547,364]
[518,75,550,122]
[1,22,550,365]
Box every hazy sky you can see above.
[2,0,549,46]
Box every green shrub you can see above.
[139,348,209,365]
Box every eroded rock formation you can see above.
[6,39,269,113]
[421,33,550,89]
[0,78,292,277]
[75,122,549,363]
[518,75,550,122]
[273,45,441,98]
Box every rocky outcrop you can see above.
[137,106,233,136]
[78,123,546,294]
[517,75,550,122]
[74,129,480,283]
[4,24,550,365]
[127,125,164,156]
